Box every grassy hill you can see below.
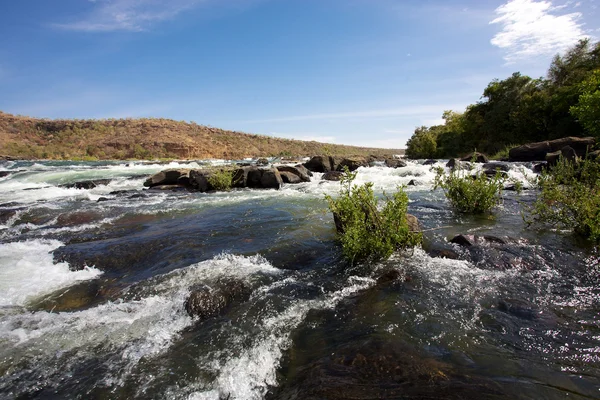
[0,111,404,160]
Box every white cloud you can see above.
[490,0,588,62]
[54,0,203,32]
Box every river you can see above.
[0,159,598,399]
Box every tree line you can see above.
[405,39,600,159]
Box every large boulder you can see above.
[336,157,367,172]
[460,152,488,163]
[509,137,595,161]
[385,159,407,168]
[545,145,578,167]
[276,165,311,182]
[304,156,333,173]
[144,169,191,188]
[260,167,284,189]
[279,171,302,184]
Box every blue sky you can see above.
[0,0,598,148]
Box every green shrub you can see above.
[208,168,234,191]
[527,157,600,243]
[434,165,505,214]
[325,169,422,263]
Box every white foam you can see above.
[0,239,102,307]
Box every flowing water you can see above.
[0,159,598,399]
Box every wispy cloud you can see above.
[238,104,468,124]
[54,0,204,32]
[490,0,588,63]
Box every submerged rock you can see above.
[450,234,508,247]
[60,179,112,190]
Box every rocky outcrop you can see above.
[423,159,437,165]
[446,158,459,169]
[460,152,489,163]
[337,157,367,171]
[143,169,190,188]
[304,156,333,172]
[509,136,595,161]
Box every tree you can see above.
[570,69,600,138]
[405,126,438,159]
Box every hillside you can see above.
[0,111,403,160]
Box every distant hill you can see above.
[0,111,404,160]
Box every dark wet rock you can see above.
[446,158,459,169]
[322,171,344,181]
[271,338,505,400]
[56,211,103,227]
[109,190,133,196]
[29,281,105,313]
[143,168,191,188]
[279,171,301,184]
[0,170,25,178]
[294,164,313,177]
[509,136,595,161]
[259,167,283,189]
[407,179,416,186]
[256,157,269,166]
[430,248,460,259]
[503,184,527,191]
[96,197,110,202]
[450,234,510,247]
[184,281,250,320]
[532,162,546,173]
[189,169,211,191]
[60,179,112,190]
[336,157,367,172]
[423,159,437,165]
[0,201,21,208]
[147,184,188,192]
[482,162,509,172]
[304,155,333,172]
[129,193,148,199]
[375,269,403,286]
[384,158,407,168]
[461,152,488,163]
[0,208,19,224]
[276,165,311,182]
[23,186,52,191]
[483,169,508,179]
[498,299,539,321]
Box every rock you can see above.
[184,281,250,320]
[423,159,437,165]
[429,248,460,259]
[97,197,110,202]
[450,234,508,247]
[60,179,112,190]
[483,169,508,179]
[279,171,302,184]
[532,162,546,173]
[336,157,367,172]
[322,171,344,181]
[56,211,102,227]
[460,152,488,163]
[498,299,538,321]
[256,158,269,166]
[407,179,417,186]
[406,213,420,232]
[446,158,459,169]
[276,165,311,182]
[375,269,402,286]
[384,158,407,168]
[259,167,283,189]
[147,184,188,191]
[143,169,191,188]
[304,156,333,173]
[482,162,509,172]
[509,136,595,161]
[450,234,474,247]
[294,164,313,177]
[189,169,210,191]
[129,193,148,199]
[561,145,577,163]
[0,170,25,178]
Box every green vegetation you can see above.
[433,165,506,214]
[325,169,422,263]
[528,157,600,243]
[207,168,234,191]
[405,39,600,159]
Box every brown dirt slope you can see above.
[0,111,404,160]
